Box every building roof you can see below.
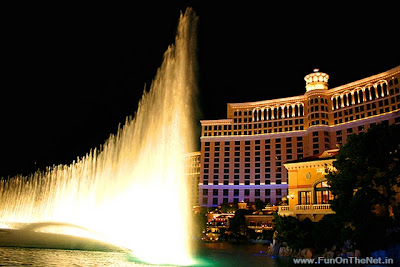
[285,149,339,164]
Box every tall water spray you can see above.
[0,8,198,266]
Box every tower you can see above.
[304,69,329,92]
[304,69,331,128]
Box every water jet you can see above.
[0,8,198,266]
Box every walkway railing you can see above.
[279,206,290,212]
[312,204,331,210]
[278,204,333,213]
[295,204,332,211]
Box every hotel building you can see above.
[185,151,201,207]
[199,66,400,207]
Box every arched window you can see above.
[383,83,388,95]
[377,84,382,97]
[288,106,293,118]
[353,91,359,104]
[347,93,352,106]
[314,181,333,204]
[370,87,376,100]
[337,96,342,108]
[258,109,261,121]
[365,88,371,100]
[299,105,304,116]
[358,90,364,103]
[332,98,337,110]
[264,109,267,120]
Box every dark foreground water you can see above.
[0,243,294,267]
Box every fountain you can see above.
[0,8,198,266]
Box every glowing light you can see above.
[0,8,198,266]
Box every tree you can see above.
[192,207,208,237]
[254,199,266,211]
[311,214,344,253]
[228,209,252,237]
[326,123,400,253]
[273,213,315,250]
[219,201,238,213]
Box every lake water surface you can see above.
[0,243,294,266]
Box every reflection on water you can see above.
[194,243,294,267]
[0,247,148,267]
[0,243,294,267]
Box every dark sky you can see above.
[1,2,399,177]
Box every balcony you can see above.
[278,204,334,216]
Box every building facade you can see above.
[278,149,338,221]
[199,66,400,207]
[184,151,201,207]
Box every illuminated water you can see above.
[0,244,294,267]
[0,8,198,266]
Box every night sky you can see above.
[1,2,399,177]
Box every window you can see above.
[297,142,303,147]
[213,198,218,205]
[315,181,334,204]
[299,191,311,204]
